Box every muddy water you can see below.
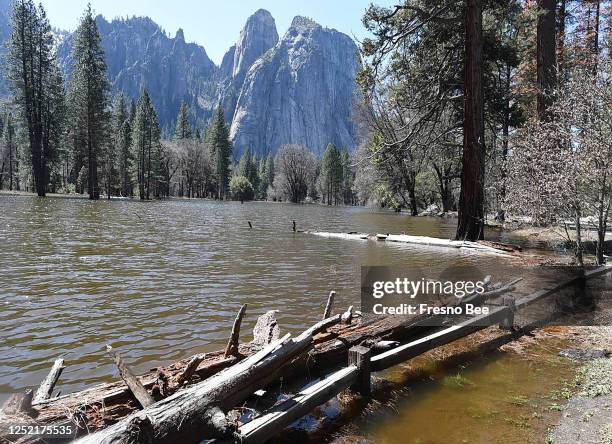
[366,342,576,444]
[0,195,563,403]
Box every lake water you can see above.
[0,195,563,403]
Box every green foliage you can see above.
[209,106,232,199]
[229,175,254,202]
[576,359,612,398]
[320,143,343,205]
[8,0,65,196]
[69,4,110,199]
[131,90,161,200]
[175,101,192,140]
[238,148,260,194]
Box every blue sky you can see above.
[38,0,395,65]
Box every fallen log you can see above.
[238,366,358,444]
[76,316,343,443]
[24,278,519,435]
[305,231,518,256]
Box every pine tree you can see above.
[238,147,259,193]
[132,90,161,200]
[8,0,61,196]
[113,94,133,197]
[175,101,192,140]
[321,143,342,205]
[69,4,110,200]
[340,148,353,205]
[456,0,485,241]
[209,106,232,199]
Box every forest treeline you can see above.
[0,1,357,205]
[355,0,611,264]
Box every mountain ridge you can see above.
[0,3,360,157]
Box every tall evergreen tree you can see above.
[175,101,192,140]
[8,0,61,196]
[114,94,132,197]
[320,143,342,205]
[340,148,353,205]
[456,0,485,241]
[238,147,259,192]
[69,4,110,200]
[132,90,160,200]
[209,106,232,199]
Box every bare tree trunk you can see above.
[408,183,418,216]
[537,0,557,122]
[575,204,584,268]
[457,0,485,241]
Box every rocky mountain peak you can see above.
[232,8,278,82]
[175,28,185,42]
[289,16,320,33]
[229,16,360,158]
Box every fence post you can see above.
[348,345,371,396]
[499,296,516,330]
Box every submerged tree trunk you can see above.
[457,0,485,241]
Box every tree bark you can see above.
[456,0,485,241]
[537,0,557,122]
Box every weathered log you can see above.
[306,231,516,256]
[77,316,343,444]
[175,354,206,387]
[252,310,280,349]
[32,351,242,432]
[106,345,155,409]
[322,291,336,319]
[225,304,247,357]
[1,389,35,417]
[238,366,358,444]
[33,358,65,404]
[341,305,353,325]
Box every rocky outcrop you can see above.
[229,16,360,158]
[56,16,218,132]
[0,2,361,156]
[218,9,278,124]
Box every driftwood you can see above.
[77,316,342,444]
[175,354,206,387]
[323,291,335,319]
[4,277,519,439]
[106,345,155,408]
[225,304,247,357]
[33,358,64,404]
[252,310,280,349]
[306,231,519,256]
[238,366,358,444]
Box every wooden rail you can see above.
[234,266,611,443]
[238,366,359,443]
